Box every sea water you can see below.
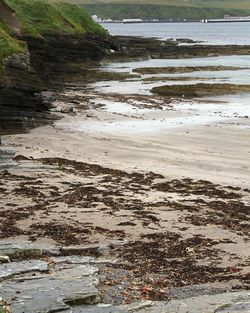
[102,22,250,45]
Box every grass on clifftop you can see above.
[4,0,106,36]
[0,21,26,66]
[0,0,107,64]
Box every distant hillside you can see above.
[56,1,250,20]
[84,4,250,21]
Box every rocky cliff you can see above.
[0,0,116,135]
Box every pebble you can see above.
[0,256,10,264]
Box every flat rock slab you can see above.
[170,284,228,300]
[71,301,154,313]
[134,291,250,313]
[0,241,59,260]
[1,254,249,313]
[1,265,99,313]
[52,256,118,266]
[51,256,94,265]
[0,260,48,281]
[70,291,250,313]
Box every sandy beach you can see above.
[4,85,250,187]
[1,40,250,312]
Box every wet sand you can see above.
[4,91,250,187]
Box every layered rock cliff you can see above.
[0,0,116,135]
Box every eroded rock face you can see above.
[23,34,118,80]
[0,52,53,136]
[0,34,118,136]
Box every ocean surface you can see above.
[101,22,250,45]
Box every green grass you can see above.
[0,20,26,65]
[54,2,106,34]
[4,0,106,36]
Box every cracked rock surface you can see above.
[0,245,249,313]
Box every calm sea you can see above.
[101,22,250,45]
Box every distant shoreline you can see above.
[101,20,200,24]
[101,20,250,24]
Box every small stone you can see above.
[0,256,10,264]
[61,106,75,114]
[71,100,80,104]
[97,303,112,308]
[97,245,111,256]
[127,300,154,311]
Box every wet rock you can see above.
[151,83,250,98]
[177,38,201,44]
[133,66,245,74]
[112,36,250,61]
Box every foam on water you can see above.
[56,93,250,136]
